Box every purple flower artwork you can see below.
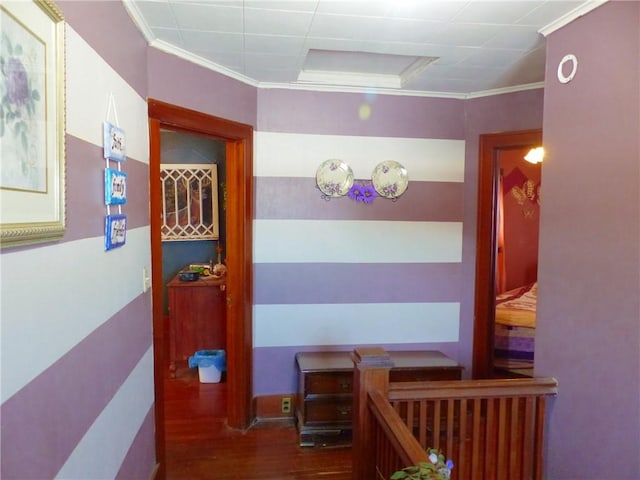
[1,9,46,192]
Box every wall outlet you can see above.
[281,396,292,414]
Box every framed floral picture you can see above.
[0,0,65,247]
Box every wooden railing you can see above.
[352,348,558,480]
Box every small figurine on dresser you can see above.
[211,245,227,277]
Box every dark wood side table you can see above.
[295,350,463,447]
[167,273,226,377]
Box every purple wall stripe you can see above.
[59,1,148,99]
[147,49,258,128]
[116,405,156,480]
[257,89,465,139]
[254,343,462,396]
[254,263,461,305]
[255,177,463,222]
[0,294,152,479]
[65,135,149,243]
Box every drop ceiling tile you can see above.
[412,45,478,66]
[134,1,178,29]
[517,1,585,26]
[171,3,243,32]
[243,0,318,13]
[387,1,469,22]
[463,47,527,69]
[452,1,542,25]
[482,26,544,50]
[308,14,390,41]
[244,8,314,36]
[244,52,302,70]
[378,18,447,44]
[492,45,546,85]
[303,50,419,75]
[244,34,307,55]
[302,37,376,56]
[314,0,392,17]
[181,30,244,53]
[436,23,501,47]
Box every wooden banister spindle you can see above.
[352,347,394,480]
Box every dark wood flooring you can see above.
[164,367,352,479]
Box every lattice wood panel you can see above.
[161,163,219,241]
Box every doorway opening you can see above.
[472,129,542,379]
[148,100,254,477]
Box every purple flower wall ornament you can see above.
[361,184,376,203]
[347,183,377,203]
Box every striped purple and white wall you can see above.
[0,1,548,478]
[1,2,155,479]
[252,90,466,395]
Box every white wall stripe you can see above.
[0,226,151,402]
[254,219,462,263]
[254,132,465,182]
[66,26,149,164]
[54,347,154,479]
[254,303,460,347]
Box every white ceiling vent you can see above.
[298,50,439,89]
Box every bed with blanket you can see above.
[494,282,537,377]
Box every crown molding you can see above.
[150,40,260,87]
[465,82,544,99]
[539,0,608,36]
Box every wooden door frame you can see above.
[148,99,254,477]
[472,129,542,379]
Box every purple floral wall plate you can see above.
[316,159,354,197]
[372,160,409,199]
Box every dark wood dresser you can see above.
[167,273,226,376]
[295,350,463,447]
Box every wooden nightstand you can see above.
[295,350,463,447]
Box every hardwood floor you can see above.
[164,367,352,479]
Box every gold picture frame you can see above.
[0,0,65,247]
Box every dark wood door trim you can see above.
[148,99,254,477]
[472,129,542,379]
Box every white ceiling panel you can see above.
[243,0,318,13]
[244,34,306,55]
[314,0,393,17]
[452,1,543,24]
[387,1,469,22]
[483,27,544,50]
[124,0,605,97]
[134,1,178,28]
[244,8,314,35]
[171,3,242,32]
[181,30,243,53]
